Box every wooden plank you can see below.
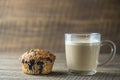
[0,0,120,53]
[0,52,120,80]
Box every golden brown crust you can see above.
[20,49,56,75]
[21,49,56,62]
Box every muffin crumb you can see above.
[20,49,56,75]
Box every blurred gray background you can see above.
[0,0,120,53]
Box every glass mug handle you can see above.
[98,40,116,66]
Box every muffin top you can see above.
[20,49,56,61]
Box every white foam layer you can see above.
[66,40,100,45]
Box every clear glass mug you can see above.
[65,33,116,75]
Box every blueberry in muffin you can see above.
[20,49,56,75]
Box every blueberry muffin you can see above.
[20,49,56,75]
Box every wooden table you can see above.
[0,52,120,80]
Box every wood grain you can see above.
[0,0,119,53]
[0,52,120,80]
